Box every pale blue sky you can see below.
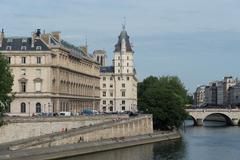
[1,0,240,92]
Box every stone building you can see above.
[223,76,237,104]
[195,76,238,107]
[228,83,240,106]
[93,26,138,112]
[0,29,100,116]
[194,85,206,107]
[205,83,217,106]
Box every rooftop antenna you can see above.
[85,35,88,47]
[122,16,126,30]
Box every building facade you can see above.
[194,85,206,107]
[194,76,239,107]
[94,26,138,112]
[0,29,100,116]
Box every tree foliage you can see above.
[138,76,188,130]
[0,53,14,124]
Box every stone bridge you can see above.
[185,109,240,126]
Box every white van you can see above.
[59,112,71,116]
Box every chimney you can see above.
[31,32,36,48]
[0,29,4,48]
[36,29,41,37]
[51,31,61,41]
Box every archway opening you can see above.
[184,116,197,127]
[203,113,232,127]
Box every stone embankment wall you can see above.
[0,115,128,144]
[10,115,153,150]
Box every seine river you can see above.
[63,121,240,160]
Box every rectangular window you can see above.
[20,82,26,92]
[103,91,106,97]
[21,69,26,76]
[103,77,106,81]
[110,77,113,81]
[110,100,113,105]
[102,107,106,112]
[35,82,41,92]
[110,84,113,88]
[110,107,113,112]
[127,77,130,81]
[122,91,125,97]
[103,83,106,88]
[36,57,41,64]
[103,100,106,105]
[122,83,125,88]
[118,77,121,81]
[7,57,11,64]
[122,106,125,111]
[122,100,125,105]
[21,57,26,64]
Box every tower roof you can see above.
[114,26,133,53]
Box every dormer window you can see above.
[21,46,27,51]
[7,39,13,43]
[22,39,27,43]
[36,46,42,51]
[6,46,12,50]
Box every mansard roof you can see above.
[100,66,114,73]
[114,29,133,53]
[0,37,50,51]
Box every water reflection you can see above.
[153,140,186,160]
[63,143,154,160]
[60,123,240,160]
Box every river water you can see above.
[63,121,240,160]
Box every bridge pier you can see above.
[196,119,203,126]
[232,118,239,126]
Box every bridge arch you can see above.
[203,113,233,126]
[186,115,197,126]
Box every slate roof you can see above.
[0,37,50,51]
[100,66,114,73]
[114,29,133,53]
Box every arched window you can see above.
[36,103,41,113]
[21,102,26,113]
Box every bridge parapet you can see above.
[185,108,240,126]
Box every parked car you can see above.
[82,109,99,115]
[59,112,71,116]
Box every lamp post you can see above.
[28,102,30,117]
[48,102,50,113]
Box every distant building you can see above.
[223,76,237,104]
[228,83,240,106]
[205,83,217,106]
[94,26,138,112]
[216,81,224,106]
[0,29,100,116]
[194,85,206,107]
[195,76,238,107]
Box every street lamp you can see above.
[28,102,30,117]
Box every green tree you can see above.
[0,53,14,125]
[138,76,188,130]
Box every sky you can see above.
[0,0,240,92]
